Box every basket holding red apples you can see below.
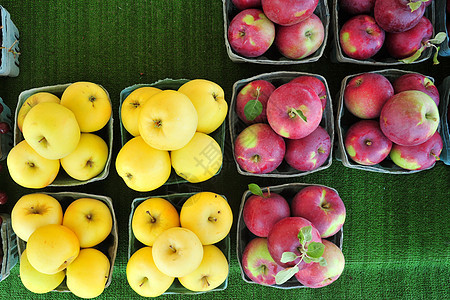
[237,183,345,288]
[224,0,329,64]
[337,69,443,173]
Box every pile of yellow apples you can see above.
[11,193,115,298]
[127,191,232,297]
[7,82,111,188]
[116,79,228,192]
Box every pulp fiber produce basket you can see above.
[229,71,334,178]
[16,192,118,293]
[119,78,226,185]
[0,214,18,282]
[223,0,330,64]
[236,182,344,289]
[436,0,450,56]
[331,0,436,65]
[336,69,442,173]
[128,192,231,295]
[0,97,12,161]
[438,75,450,165]
[0,5,19,77]
[13,83,114,186]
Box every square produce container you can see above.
[0,97,12,161]
[16,192,118,293]
[0,214,19,282]
[223,0,330,64]
[119,78,226,185]
[331,0,436,65]
[229,71,334,178]
[13,83,113,186]
[0,5,20,77]
[438,75,450,165]
[336,69,442,173]
[436,0,450,56]
[237,182,344,289]
[128,192,231,295]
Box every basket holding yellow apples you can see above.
[117,78,227,192]
[8,82,113,188]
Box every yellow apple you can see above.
[138,90,198,151]
[26,224,80,275]
[171,132,222,183]
[180,192,232,245]
[152,227,203,277]
[115,136,171,192]
[66,248,110,299]
[11,193,63,242]
[121,87,162,136]
[178,79,227,134]
[19,248,65,294]
[22,102,81,160]
[60,133,109,181]
[179,245,229,292]
[60,81,112,133]
[7,140,60,189]
[126,246,174,297]
[17,92,61,132]
[132,197,180,247]
[62,198,113,248]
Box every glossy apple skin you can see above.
[267,217,322,269]
[344,73,394,119]
[390,131,443,170]
[234,123,286,174]
[291,186,345,238]
[232,0,262,10]
[392,73,439,106]
[339,0,375,15]
[243,192,290,237]
[266,82,322,139]
[261,0,319,26]
[374,0,427,33]
[275,14,324,60]
[228,9,275,57]
[295,239,345,288]
[340,15,385,60]
[236,80,276,124]
[385,16,433,59]
[290,76,327,111]
[285,126,331,171]
[242,238,284,285]
[380,90,440,146]
[345,120,393,166]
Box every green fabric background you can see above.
[0,0,449,299]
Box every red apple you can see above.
[0,192,7,205]
[284,126,331,171]
[344,72,394,119]
[261,0,319,26]
[266,82,323,139]
[392,73,439,106]
[380,90,440,146]
[390,131,443,170]
[232,0,262,10]
[290,76,327,111]
[234,123,286,174]
[339,0,376,15]
[228,8,276,57]
[275,13,325,60]
[374,0,428,33]
[345,120,393,166]
[0,122,10,134]
[242,237,284,285]
[295,239,345,288]
[236,79,276,124]
[339,15,385,60]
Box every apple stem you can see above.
[153,119,162,128]
[208,216,217,222]
[212,92,219,102]
[431,152,440,160]
[139,277,148,288]
[126,173,133,180]
[250,154,260,163]
[169,245,177,253]
[202,276,211,288]
[321,202,331,210]
[26,161,35,168]
[85,159,94,168]
[365,140,372,146]
[89,96,96,103]
[131,101,140,108]
[318,147,325,154]
[267,187,271,198]
[146,211,156,223]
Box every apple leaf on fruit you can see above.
[400,45,425,64]
[275,265,299,285]
[318,256,327,267]
[244,100,263,121]
[407,0,429,12]
[248,183,264,197]
[433,47,440,65]
[294,109,307,122]
[306,242,325,259]
[298,225,313,247]
[428,32,447,45]
[303,256,312,264]
[280,252,298,263]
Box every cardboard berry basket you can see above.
[229,71,334,178]
[13,83,114,186]
[0,97,12,161]
[331,0,436,65]
[236,182,344,289]
[16,192,118,293]
[336,69,442,173]
[223,0,330,64]
[0,5,20,77]
[438,75,450,165]
[0,214,18,282]
[436,0,450,56]
[119,78,226,185]
[128,192,231,295]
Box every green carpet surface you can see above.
[0,0,449,299]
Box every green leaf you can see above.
[306,242,325,259]
[428,32,447,45]
[318,256,328,267]
[303,256,312,264]
[400,45,425,64]
[433,47,440,65]
[407,0,429,12]
[275,266,299,285]
[280,252,298,263]
[248,183,263,197]
[295,109,307,122]
[298,226,312,246]
[244,99,263,121]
